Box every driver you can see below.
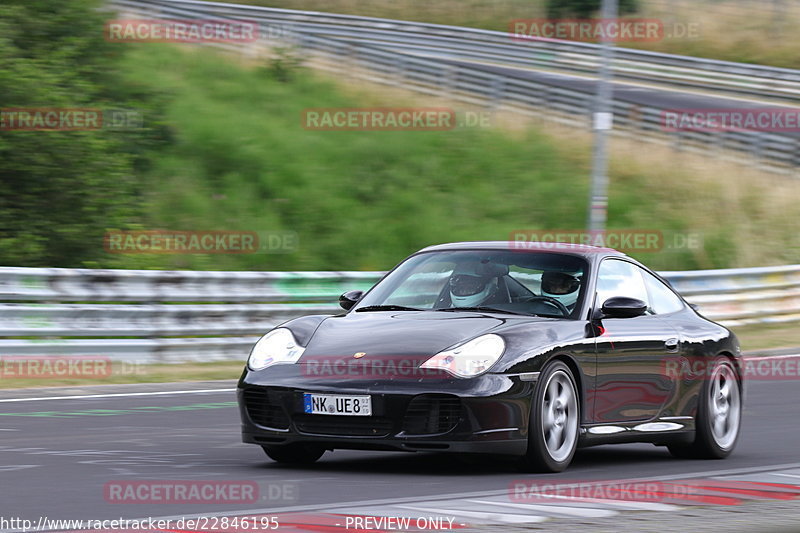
[448,262,501,307]
[540,271,581,311]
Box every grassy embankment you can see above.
[106,45,800,273]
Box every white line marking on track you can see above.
[467,499,618,518]
[0,465,39,471]
[477,494,682,512]
[396,504,547,524]
[0,388,236,403]
[744,354,800,361]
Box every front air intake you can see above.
[243,388,290,430]
[402,394,462,435]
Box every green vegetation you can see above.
[103,45,800,272]
[0,0,170,267]
[111,46,601,272]
[2,0,800,274]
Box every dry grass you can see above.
[218,0,800,69]
[634,0,800,68]
[0,361,244,390]
[733,322,800,353]
[606,137,800,269]
[225,0,546,27]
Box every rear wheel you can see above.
[262,444,326,464]
[668,356,741,459]
[520,361,580,472]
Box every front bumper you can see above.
[238,369,533,456]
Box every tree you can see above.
[0,0,169,267]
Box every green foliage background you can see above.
[2,0,798,273]
[0,0,170,267]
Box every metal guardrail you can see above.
[111,0,800,101]
[664,265,800,325]
[0,266,380,302]
[1,265,798,363]
[107,0,800,172]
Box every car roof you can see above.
[418,241,628,260]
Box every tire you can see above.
[520,360,580,472]
[262,444,326,464]
[668,356,741,459]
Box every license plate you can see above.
[303,393,372,416]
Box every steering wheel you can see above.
[524,296,570,317]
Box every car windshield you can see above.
[353,250,589,318]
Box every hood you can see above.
[299,311,517,363]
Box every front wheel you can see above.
[520,361,580,472]
[262,444,326,464]
[668,356,741,459]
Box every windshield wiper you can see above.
[355,304,424,312]
[436,306,535,316]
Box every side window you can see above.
[640,269,685,315]
[595,259,650,310]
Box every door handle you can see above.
[665,338,680,352]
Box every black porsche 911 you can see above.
[237,242,743,472]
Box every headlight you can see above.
[248,328,305,371]
[420,334,505,378]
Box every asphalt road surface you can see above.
[0,377,798,530]
[435,58,800,141]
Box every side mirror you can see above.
[339,290,364,311]
[601,296,648,318]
